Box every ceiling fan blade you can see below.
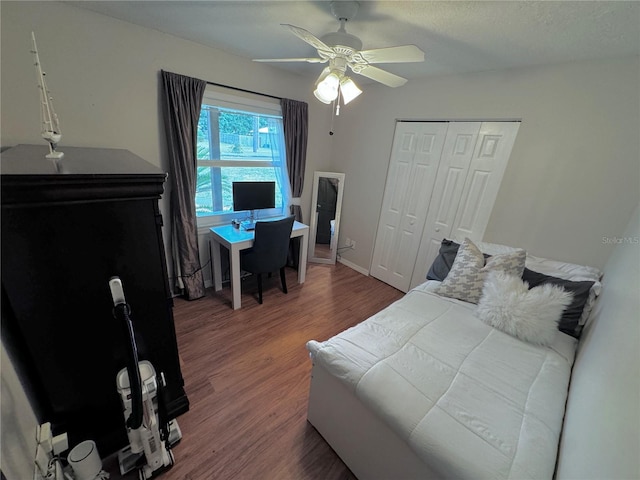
[354,45,425,64]
[281,24,335,56]
[350,64,408,88]
[253,58,327,63]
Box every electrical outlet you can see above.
[351,239,356,249]
[345,237,352,247]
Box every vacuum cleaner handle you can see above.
[109,277,144,430]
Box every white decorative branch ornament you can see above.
[31,32,63,159]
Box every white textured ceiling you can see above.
[67,1,640,83]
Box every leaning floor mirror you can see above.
[308,171,345,265]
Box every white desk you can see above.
[210,220,309,309]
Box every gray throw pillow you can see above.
[521,268,595,337]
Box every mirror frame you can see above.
[308,171,345,265]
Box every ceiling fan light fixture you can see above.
[340,77,362,104]
[314,72,340,103]
[313,88,332,104]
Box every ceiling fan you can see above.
[253,1,425,105]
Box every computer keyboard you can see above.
[242,222,256,231]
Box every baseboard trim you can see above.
[338,257,369,276]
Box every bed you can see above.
[306,238,602,480]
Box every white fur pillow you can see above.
[476,271,574,346]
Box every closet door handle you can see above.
[435,227,441,232]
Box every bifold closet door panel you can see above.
[450,122,520,241]
[410,122,481,288]
[370,122,448,292]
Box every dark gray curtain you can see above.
[281,98,308,222]
[161,70,207,300]
[281,98,308,268]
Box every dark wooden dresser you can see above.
[1,144,189,455]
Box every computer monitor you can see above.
[232,181,276,213]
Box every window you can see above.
[195,87,289,226]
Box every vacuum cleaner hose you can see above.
[114,302,144,430]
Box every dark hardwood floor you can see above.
[163,262,403,479]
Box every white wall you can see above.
[330,56,640,273]
[556,204,640,479]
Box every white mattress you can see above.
[307,283,578,479]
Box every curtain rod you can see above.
[206,81,282,101]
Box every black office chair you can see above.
[240,215,295,304]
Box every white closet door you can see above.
[450,122,520,242]
[370,122,448,291]
[409,122,480,288]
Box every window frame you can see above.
[195,86,290,230]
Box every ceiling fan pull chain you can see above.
[329,99,336,136]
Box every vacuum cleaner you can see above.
[109,277,182,479]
